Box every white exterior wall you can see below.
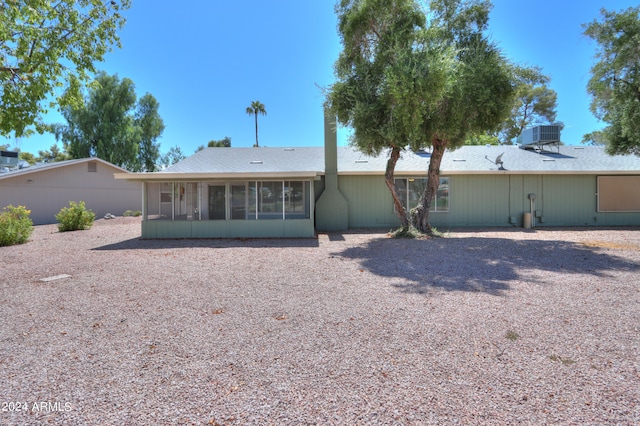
[0,160,141,225]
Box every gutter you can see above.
[114,171,323,181]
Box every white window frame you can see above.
[394,176,450,213]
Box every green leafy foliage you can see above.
[52,72,165,171]
[390,225,423,239]
[0,0,130,137]
[123,210,141,217]
[583,6,640,155]
[37,144,70,162]
[18,151,36,165]
[494,65,561,144]
[327,0,515,233]
[0,205,34,246]
[136,93,166,171]
[208,137,232,148]
[158,146,186,169]
[197,137,232,151]
[55,201,95,232]
[327,0,442,231]
[505,330,520,341]
[466,133,500,145]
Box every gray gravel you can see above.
[1,217,639,425]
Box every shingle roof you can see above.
[338,145,640,174]
[0,157,129,180]
[164,147,325,174]
[117,145,640,180]
[440,145,640,174]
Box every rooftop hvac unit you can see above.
[517,125,561,151]
[0,150,20,167]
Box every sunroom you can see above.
[136,178,316,238]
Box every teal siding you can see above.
[339,175,398,228]
[142,219,315,238]
[338,174,640,229]
[451,175,511,226]
[540,175,594,226]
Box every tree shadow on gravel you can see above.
[334,236,640,296]
[93,237,320,251]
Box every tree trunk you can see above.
[413,137,446,233]
[254,113,259,147]
[384,146,410,230]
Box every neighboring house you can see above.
[116,117,640,239]
[0,157,141,225]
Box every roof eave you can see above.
[336,170,640,175]
[114,171,323,180]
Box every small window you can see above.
[394,177,449,212]
[87,162,97,173]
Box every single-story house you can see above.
[0,157,141,225]
[115,117,640,239]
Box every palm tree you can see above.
[245,100,267,147]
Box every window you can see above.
[173,182,200,220]
[147,180,310,221]
[160,182,172,218]
[208,184,225,220]
[258,181,282,216]
[597,176,640,212]
[145,182,201,220]
[248,180,310,220]
[284,181,307,218]
[230,184,246,219]
[394,177,449,212]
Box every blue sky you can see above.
[5,0,639,156]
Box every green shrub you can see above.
[0,205,34,246]
[123,209,142,217]
[390,226,423,239]
[55,201,95,232]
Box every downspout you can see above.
[142,181,148,221]
[529,193,536,228]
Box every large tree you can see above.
[496,65,559,145]
[135,93,165,171]
[53,72,164,171]
[327,0,515,233]
[38,144,70,162]
[583,6,640,155]
[411,0,514,233]
[0,0,129,138]
[208,136,232,147]
[245,101,266,147]
[327,0,452,231]
[195,137,232,152]
[157,145,186,169]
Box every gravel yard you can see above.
[1,217,639,425]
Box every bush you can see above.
[389,226,423,239]
[0,205,34,246]
[123,209,142,217]
[55,201,95,232]
[388,225,447,239]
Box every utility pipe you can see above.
[528,193,536,228]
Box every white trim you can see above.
[337,170,640,176]
[115,171,322,180]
